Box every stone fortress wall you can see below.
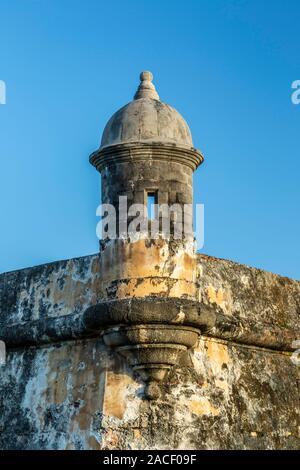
[0,252,299,449]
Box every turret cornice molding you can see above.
[90,142,204,172]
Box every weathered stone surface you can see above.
[0,253,299,449]
[196,254,300,333]
[0,333,299,449]
[1,254,299,352]
[0,255,102,326]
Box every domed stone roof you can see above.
[100,71,193,149]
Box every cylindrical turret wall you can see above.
[90,142,203,301]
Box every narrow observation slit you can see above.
[147,192,158,220]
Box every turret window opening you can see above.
[147,192,158,220]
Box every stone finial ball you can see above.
[140,71,153,82]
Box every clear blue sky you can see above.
[0,0,299,279]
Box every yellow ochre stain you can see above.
[190,397,220,416]
[206,286,225,306]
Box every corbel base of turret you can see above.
[102,323,200,399]
[83,297,210,400]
